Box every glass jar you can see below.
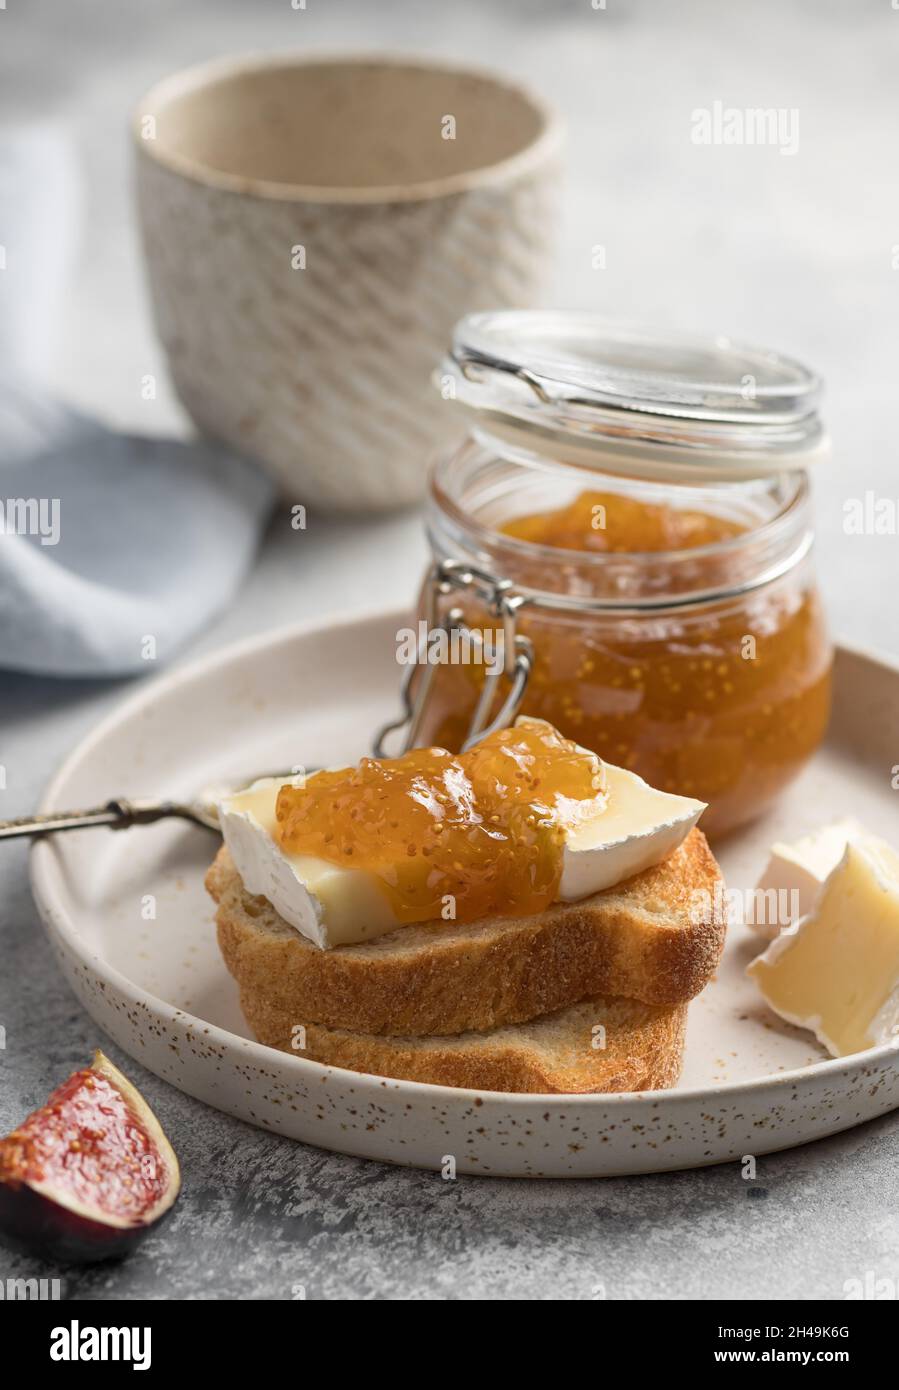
[404,313,833,839]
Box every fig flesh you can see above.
[0,1050,180,1262]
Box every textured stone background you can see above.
[2,0,898,1300]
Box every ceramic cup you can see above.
[134,53,563,512]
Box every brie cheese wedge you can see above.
[557,763,704,900]
[218,744,705,951]
[750,817,867,937]
[748,837,899,1057]
[218,776,397,950]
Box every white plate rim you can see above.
[28,612,899,1109]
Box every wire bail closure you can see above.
[372,560,534,759]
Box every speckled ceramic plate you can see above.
[30,611,899,1177]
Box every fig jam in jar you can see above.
[413,313,832,839]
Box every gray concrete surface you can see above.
[2,0,898,1300]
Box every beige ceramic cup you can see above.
[133,53,563,512]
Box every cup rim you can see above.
[132,50,564,205]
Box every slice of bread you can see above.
[206,827,724,1036]
[239,988,688,1094]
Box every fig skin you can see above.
[0,1050,180,1264]
[0,1182,147,1263]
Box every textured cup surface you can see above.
[135,54,562,511]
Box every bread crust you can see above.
[206,828,724,1036]
[240,989,688,1095]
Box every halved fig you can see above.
[0,1050,180,1262]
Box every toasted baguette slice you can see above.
[207,828,724,1036]
[240,988,688,1094]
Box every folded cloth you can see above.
[0,125,274,677]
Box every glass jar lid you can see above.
[439,310,827,483]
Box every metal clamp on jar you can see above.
[379,311,833,838]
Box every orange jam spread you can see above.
[418,489,831,838]
[274,722,605,925]
[503,489,746,551]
